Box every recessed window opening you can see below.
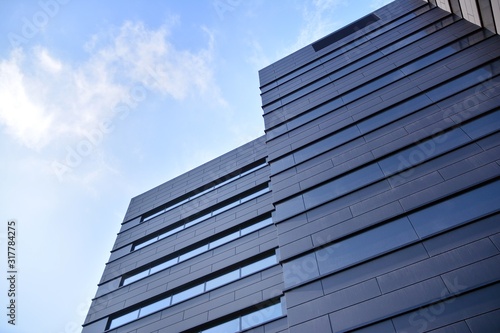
[198,299,284,333]
[133,186,270,251]
[312,13,380,51]
[122,216,273,286]
[141,161,267,223]
[108,253,278,330]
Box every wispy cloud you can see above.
[0,19,224,153]
[370,0,394,10]
[288,0,346,53]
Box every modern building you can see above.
[82,0,500,332]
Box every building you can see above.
[82,0,500,332]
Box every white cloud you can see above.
[370,0,394,9]
[36,47,62,73]
[0,20,225,155]
[288,0,346,53]
[245,38,272,71]
[0,49,54,150]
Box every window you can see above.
[133,186,270,251]
[122,217,273,287]
[108,253,278,330]
[141,162,267,223]
[199,301,284,333]
[312,13,380,51]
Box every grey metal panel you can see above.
[288,315,333,333]
[427,322,473,333]
[285,280,324,308]
[392,282,500,333]
[288,278,381,327]
[353,320,397,333]
[329,277,449,332]
[441,255,500,292]
[423,213,500,256]
[376,238,499,293]
[466,308,500,332]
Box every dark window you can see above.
[312,14,380,51]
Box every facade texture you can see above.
[83,0,500,332]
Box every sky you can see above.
[0,0,392,332]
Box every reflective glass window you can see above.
[110,253,279,329]
[209,232,239,249]
[179,245,209,262]
[122,270,149,286]
[241,188,270,202]
[149,258,178,274]
[109,309,139,329]
[171,284,205,304]
[141,162,266,222]
[200,318,240,333]
[241,255,277,276]
[143,209,165,222]
[213,201,239,215]
[134,237,158,250]
[126,216,273,287]
[185,213,212,228]
[241,302,283,330]
[241,217,273,236]
[158,225,184,240]
[139,297,171,317]
[205,270,240,291]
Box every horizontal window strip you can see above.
[312,13,380,51]
[263,6,441,113]
[267,16,479,134]
[109,253,278,330]
[122,216,273,286]
[141,162,267,223]
[199,300,284,333]
[265,5,430,92]
[134,186,270,251]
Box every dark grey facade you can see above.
[83,0,500,332]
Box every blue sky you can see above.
[0,0,392,332]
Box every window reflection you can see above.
[133,187,270,251]
[109,310,139,330]
[200,301,283,333]
[141,162,267,223]
[201,319,240,333]
[205,270,240,291]
[108,253,278,329]
[241,255,277,276]
[139,297,171,317]
[123,216,273,287]
[241,302,283,330]
[171,284,205,304]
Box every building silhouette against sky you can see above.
[83,0,500,332]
